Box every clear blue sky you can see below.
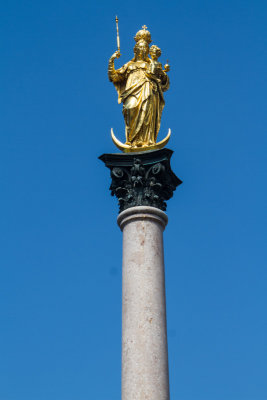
[0,1,266,399]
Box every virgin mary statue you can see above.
[108,26,170,151]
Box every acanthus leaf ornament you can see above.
[99,149,182,213]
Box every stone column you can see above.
[118,206,169,400]
[99,148,182,400]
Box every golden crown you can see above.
[134,25,152,44]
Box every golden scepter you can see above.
[115,16,120,55]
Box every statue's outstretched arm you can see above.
[108,51,126,83]
[161,70,170,92]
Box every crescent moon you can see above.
[111,128,171,153]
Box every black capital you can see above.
[99,148,182,213]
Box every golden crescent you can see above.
[111,128,171,153]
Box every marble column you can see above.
[118,206,169,400]
[99,148,182,400]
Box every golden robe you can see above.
[108,60,169,147]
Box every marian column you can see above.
[100,23,182,400]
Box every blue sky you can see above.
[0,0,266,399]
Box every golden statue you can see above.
[108,21,171,153]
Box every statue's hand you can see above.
[110,51,121,61]
[164,63,170,72]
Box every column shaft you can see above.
[118,206,170,400]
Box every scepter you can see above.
[115,16,120,55]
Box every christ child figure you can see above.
[149,45,163,77]
[149,45,170,79]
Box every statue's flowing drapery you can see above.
[108,60,169,146]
